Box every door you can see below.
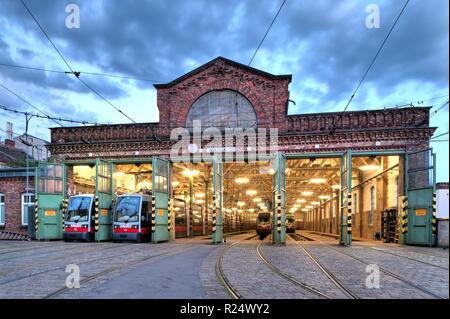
[272,152,286,245]
[35,162,66,240]
[152,156,171,242]
[340,149,352,246]
[406,148,436,246]
[95,159,113,241]
[212,158,223,243]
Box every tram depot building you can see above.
[0,57,441,246]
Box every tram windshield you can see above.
[286,216,295,223]
[258,213,270,224]
[66,196,92,222]
[114,196,141,223]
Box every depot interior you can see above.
[66,155,402,241]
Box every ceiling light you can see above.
[248,208,255,213]
[253,198,262,202]
[235,177,249,184]
[195,199,205,204]
[237,201,246,207]
[311,201,320,205]
[318,195,330,200]
[302,191,313,196]
[182,169,200,177]
[293,204,301,208]
[310,178,327,184]
[195,193,205,198]
[246,190,257,196]
[305,205,313,209]
[359,165,381,171]
[296,199,306,203]
[331,184,340,190]
[301,208,309,212]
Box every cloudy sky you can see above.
[0,0,448,181]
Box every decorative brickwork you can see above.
[48,56,435,160]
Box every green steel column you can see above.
[188,175,194,237]
[340,149,352,246]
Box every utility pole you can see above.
[23,113,34,236]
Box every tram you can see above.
[63,194,95,241]
[285,214,296,233]
[256,212,272,240]
[112,194,151,242]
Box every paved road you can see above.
[0,232,448,299]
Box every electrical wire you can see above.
[330,0,410,134]
[0,82,64,127]
[0,104,101,125]
[20,0,137,123]
[0,62,164,83]
[248,0,287,66]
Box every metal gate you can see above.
[212,158,223,243]
[152,156,171,242]
[35,162,66,240]
[406,148,436,246]
[95,159,113,241]
[340,149,352,246]
[272,152,286,245]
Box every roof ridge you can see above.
[154,56,292,89]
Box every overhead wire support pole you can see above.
[330,0,411,135]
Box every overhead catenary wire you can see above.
[0,82,64,127]
[0,62,164,83]
[430,131,449,140]
[248,0,287,66]
[330,0,411,134]
[0,104,101,125]
[20,0,137,123]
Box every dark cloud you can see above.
[0,0,448,115]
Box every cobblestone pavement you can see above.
[297,232,449,299]
[0,231,448,299]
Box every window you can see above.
[38,164,63,193]
[186,90,257,129]
[369,186,376,226]
[0,194,4,225]
[21,193,35,226]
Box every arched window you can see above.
[185,90,257,129]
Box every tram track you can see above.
[0,242,70,257]
[0,243,137,279]
[255,241,335,299]
[43,244,197,299]
[215,233,258,299]
[285,235,359,299]
[297,233,445,299]
[0,243,152,286]
[361,245,449,271]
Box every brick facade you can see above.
[0,176,34,234]
[48,57,435,160]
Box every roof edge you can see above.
[153,56,292,89]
